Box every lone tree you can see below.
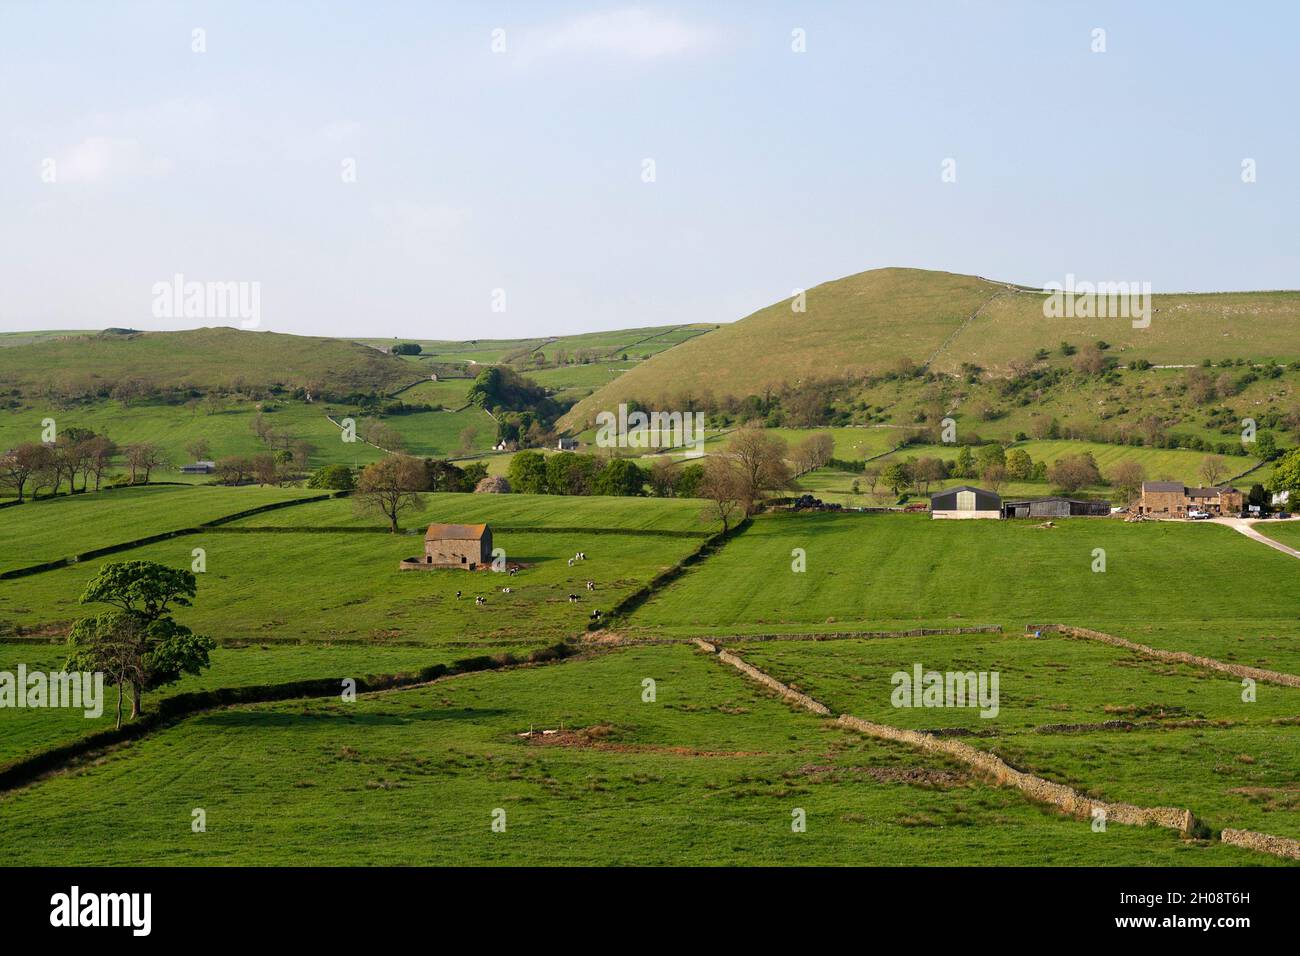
[355,454,427,531]
[698,456,744,531]
[68,561,214,725]
[1199,454,1230,487]
[726,426,792,512]
[0,442,51,502]
[1108,459,1147,504]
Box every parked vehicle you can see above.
[1187,510,1211,520]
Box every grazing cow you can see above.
[455,590,462,600]
[508,567,518,576]
[502,587,512,594]
[589,609,602,622]
[567,593,579,603]
[567,558,574,568]
[475,596,486,606]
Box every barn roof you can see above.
[930,485,998,500]
[425,522,489,540]
[1142,481,1184,492]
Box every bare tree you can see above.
[1199,455,1230,488]
[698,456,745,531]
[0,442,52,502]
[124,443,167,484]
[355,455,427,531]
[1108,460,1146,504]
[980,463,1007,494]
[727,426,792,513]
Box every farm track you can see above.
[694,638,1300,862]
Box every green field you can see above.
[0,484,321,573]
[226,490,718,533]
[628,512,1300,644]
[0,645,1264,865]
[0,639,516,766]
[737,635,1300,840]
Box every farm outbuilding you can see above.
[930,486,1002,519]
[1002,496,1111,519]
[399,522,493,571]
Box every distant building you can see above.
[180,461,216,474]
[400,523,493,571]
[930,486,1002,519]
[1138,482,1243,517]
[556,437,578,451]
[1002,496,1111,519]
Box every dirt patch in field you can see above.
[518,725,763,757]
[1036,718,1219,734]
[1227,786,1300,812]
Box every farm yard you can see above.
[2,481,1299,867]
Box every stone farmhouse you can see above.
[399,522,493,571]
[1137,481,1243,517]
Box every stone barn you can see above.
[400,522,492,571]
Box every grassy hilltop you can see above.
[0,327,417,397]
[560,267,1300,430]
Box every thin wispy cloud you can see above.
[54,136,172,184]
[530,8,719,60]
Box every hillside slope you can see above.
[560,268,1005,429]
[0,327,415,397]
[559,267,1300,430]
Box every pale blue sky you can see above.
[1,1,1296,338]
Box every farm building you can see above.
[556,437,578,451]
[930,486,1002,519]
[1138,482,1243,517]
[399,522,493,571]
[1002,496,1111,519]
[180,460,216,474]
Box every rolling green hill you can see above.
[559,268,1300,430]
[0,327,415,398]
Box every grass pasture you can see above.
[0,645,1263,865]
[736,634,1300,840]
[1,527,705,643]
[627,512,1300,645]
[0,484,321,573]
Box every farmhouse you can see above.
[1001,496,1111,519]
[1138,482,1243,517]
[930,486,1002,519]
[399,522,493,571]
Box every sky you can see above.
[1,1,1296,340]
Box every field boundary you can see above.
[596,624,1001,647]
[1030,624,1300,688]
[205,523,713,538]
[0,641,577,795]
[701,638,1300,862]
[596,518,753,629]
[696,639,1197,833]
[0,492,345,580]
